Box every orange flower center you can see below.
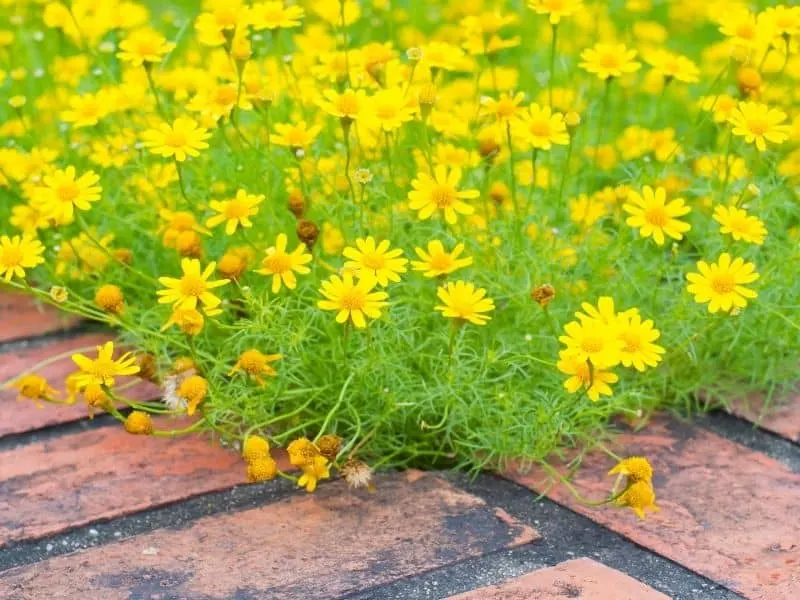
[711,273,735,295]
[1,246,23,266]
[431,184,457,208]
[263,253,291,273]
[644,206,668,227]
[580,335,604,354]
[165,130,188,149]
[340,288,367,310]
[528,119,552,138]
[747,119,767,136]
[179,274,206,297]
[224,200,250,218]
[620,332,642,353]
[56,182,80,203]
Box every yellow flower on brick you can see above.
[255,233,313,293]
[157,258,229,313]
[615,480,659,520]
[297,454,330,492]
[71,341,140,388]
[10,374,58,403]
[435,280,495,326]
[556,350,618,402]
[609,456,653,484]
[0,234,44,282]
[686,253,759,314]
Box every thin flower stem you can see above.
[548,24,558,107]
[175,159,189,201]
[314,372,355,443]
[505,121,520,221]
[144,64,168,120]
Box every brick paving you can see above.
[0,291,798,599]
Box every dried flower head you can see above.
[124,410,153,435]
[317,434,343,461]
[532,284,556,307]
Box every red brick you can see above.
[0,426,245,547]
[0,291,79,343]
[728,389,800,443]
[0,471,539,598]
[504,417,800,600]
[0,333,159,437]
[448,558,669,599]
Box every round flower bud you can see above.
[247,457,278,483]
[242,435,270,462]
[95,284,125,314]
[124,411,153,435]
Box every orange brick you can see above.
[0,472,538,598]
[0,426,244,547]
[504,417,800,600]
[0,291,79,343]
[728,390,800,443]
[448,558,669,599]
[0,333,159,437]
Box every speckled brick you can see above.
[0,333,160,437]
[504,417,800,600]
[0,471,539,599]
[0,291,79,343]
[0,426,246,547]
[728,389,800,443]
[448,558,669,599]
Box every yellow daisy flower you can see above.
[343,236,408,287]
[229,349,282,385]
[713,205,767,245]
[528,0,584,24]
[0,234,45,282]
[512,103,570,150]
[617,314,665,372]
[615,480,659,520]
[623,185,691,246]
[559,318,623,369]
[556,350,618,402]
[71,341,140,388]
[206,189,265,235]
[412,240,473,278]
[729,102,790,152]
[408,165,479,225]
[255,233,313,293]
[33,166,102,224]
[249,1,305,30]
[318,272,389,328]
[117,28,175,67]
[157,258,229,313]
[686,253,759,314]
[141,117,211,162]
[435,280,495,325]
[271,121,321,150]
[579,43,641,80]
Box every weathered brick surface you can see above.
[0,333,159,437]
[0,291,78,343]
[505,417,800,600]
[728,390,800,443]
[0,471,539,599]
[448,558,669,599]
[0,426,245,547]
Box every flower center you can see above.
[215,87,238,106]
[180,274,207,297]
[224,200,249,218]
[528,119,552,138]
[747,119,767,136]
[735,24,756,40]
[264,253,291,273]
[580,335,604,354]
[340,289,366,310]
[711,273,735,295]
[90,357,117,379]
[599,53,620,69]
[361,252,386,270]
[429,254,454,272]
[644,206,668,227]
[620,332,641,353]
[56,182,80,203]
[337,94,360,116]
[165,130,188,149]
[431,184,456,208]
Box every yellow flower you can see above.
[343,237,408,287]
[0,234,45,282]
[408,165,479,225]
[33,166,102,224]
[206,189,265,235]
[317,88,368,122]
[512,103,570,150]
[481,92,525,123]
[10,374,58,403]
[729,102,790,152]
[141,117,211,162]
[644,49,699,83]
[713,205,766,245]
[556,350,618,402]
[247,457,279,482]
[157,258,229,313]
[117,28,175,66]
[229,349,282,385]
[255,233,313,293]
[412,240,473,278]
[124,411,153,435]
[161,306,205,335]
[178,374,208,416]
[609,456,653,484]
[249,1,305,30]
[318,272,389,328]
[71,341,140,388]
[297,454,330,492]
[615,480,659,520]
[287,437,320,468]
[95,284,125,314]
[367,89,416,132]
[686,253,759,314]
[528,0,584,24]
[242,435,271,462]
[559,319,623,369]
[617,314,665,372]
[579,43,641,80]
[435,280,495,326]
[60,91,111,128]
[623,185,691,246]
[271,121,321,150]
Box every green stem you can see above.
[314,372,355,442]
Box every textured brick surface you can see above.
[728,390,800,443]
[0,426,244,547]
[0,471,539,599]
[448,558,670,599]
[0,291,78,343]
[505,417,800,600]
[0,333,159,437]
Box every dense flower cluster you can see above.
[2,0,799,515]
